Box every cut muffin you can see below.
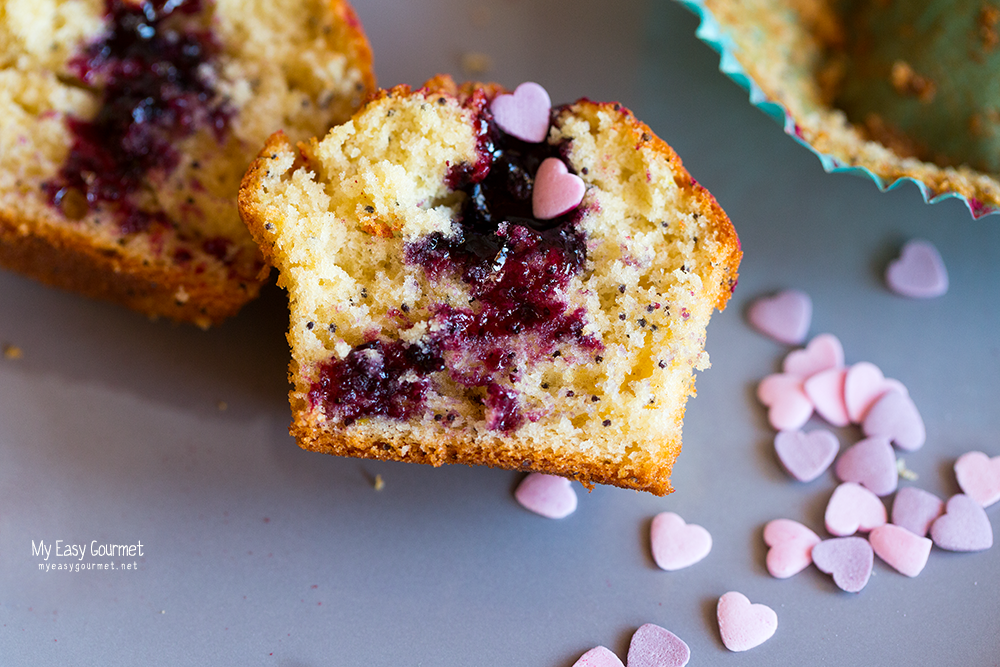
[0,0,374,326]
[239,76,741,495]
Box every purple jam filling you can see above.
[310,340,445,427]
[44,0,231,235]
[311,101,600,433]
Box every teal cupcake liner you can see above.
[677,0,1000,219]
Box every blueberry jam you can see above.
[312,101,600,432]
[310,340,446,427]
[44,0,230,234]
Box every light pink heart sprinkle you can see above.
[825,482,887,536]
[869,524,932,577]
[627,623,691,667]
[763,518,821,579]
[885,238,948,299]
[532,157,585,220]
[954,451,1000,508]
[747,289,812,345]
[891,486,944,537]
[774,429,839,483]
[862,389,925,451]
[834,436,899,497]
[929,494,994,552]
[572,646,625,667]
[803,367,849,427]
[844,361,907,424]
[716,591,777,652]
[650,512,712,571]
[782,333,845,379]
[514,473,577,519]
[489,81,552,143]
[811,536,874,593]
[757,374,813,431]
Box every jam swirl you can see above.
[45,0,231,235]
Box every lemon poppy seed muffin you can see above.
[0,0,374,326]
[239,76,741,495]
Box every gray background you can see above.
[2,0,998,664]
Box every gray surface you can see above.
[2,0,999,664]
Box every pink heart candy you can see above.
[782,333,845,379]
[843,361,907,424]
[862,389,925,451]
[834,436,899,497]
[514,473,577,519]
[885,239,948,299]
[774,429,839,483]
[627,623,691,667]
[572,646,625,667]
[825,482,887,536]
[811,536,874,593]
[954,451,1000,508]
[532,157,585,220]
[803,367,849,427]
[929,494,994,552]
[757,374,813,431]
[650,512,712,571]
[869,524,932,577]
[891,486,944,537]
[716,591,777,652]
[763,518,821,579]
[747,289,812,345]
[489,81,552,143]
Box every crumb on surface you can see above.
[460,51,493,75]
[889,60,935,103]
[373,474,384,491]
[3,344,23,360]
[897,457,918,481]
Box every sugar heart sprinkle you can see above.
[869,524,932,577]
[825,482,887,536]
[757,373,813,431]
[747,289,812,345]
[891,486,944,537]
[571,646,625,667]
[532,157,585,221]
[834,436,899,497]
[929,494,994,552]
[954,451,1000,508]
[763,518,821,579]
[782,333,844,379]
[717,591,777,652]
[803,367,850,427]
[811,536,874,593]
[650,512,712,571]
[514,473,577,519]
[843,361,904,424]
[774,429,839,483]
[862,389,925,451]
[627,623,691,667]
[489,81,552,143]
[885,239,948,299]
